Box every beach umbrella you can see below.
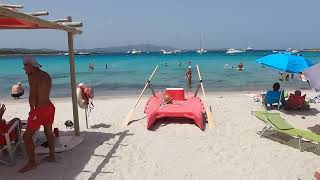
[303,63,320,91]
[256,53,313,73]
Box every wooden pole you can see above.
[123,65,159,127]
[28,11,49,16]
[196,64,215,128]
[0,4,23,8]
[61,22,83,27]
[51,18,71,23]
[67,17,80,136]
[85,108,89,129]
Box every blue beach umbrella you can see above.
[256,53,313,73]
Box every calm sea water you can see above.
[0,51,319,99]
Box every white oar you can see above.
[123,65,159,127]
[196,64,215,128]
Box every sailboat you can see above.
[196,33,207,54]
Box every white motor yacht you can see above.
[160,50,173,54]
[130,49,142,55]
[226,48,245,54]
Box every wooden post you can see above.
[28,11,49,16]
[0,4,23,8]
[67,16,80,136]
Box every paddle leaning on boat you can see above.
[123,64,214,130]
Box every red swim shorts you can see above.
[27,102,55,130]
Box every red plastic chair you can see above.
[285,94,306,110]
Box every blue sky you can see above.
[1,0,320,50]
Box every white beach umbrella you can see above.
[303,63,320,92]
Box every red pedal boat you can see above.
[144,88,205,130]
[123,64,214,130]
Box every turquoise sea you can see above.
[0,51,319,99]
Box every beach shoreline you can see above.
[2,88,317,103]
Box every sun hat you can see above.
[23,56,42,68]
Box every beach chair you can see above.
[0,118,24,166]
[263,90,284,110]
[285,94,306,110]
[251,111,320,151]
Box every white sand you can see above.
[0,90,319,180]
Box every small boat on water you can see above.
[127,49,142,55]
[196,48,207,54]
[226,48,245,54]
[246,46,254,51]
[123,65,214,130]
[160,50,173,55]
[196,33,207,54]
[173,49,182,54]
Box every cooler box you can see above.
[165,88,185,100]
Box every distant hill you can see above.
[0,44,175,55]
[0,48,63,55]
[79,44,175,53]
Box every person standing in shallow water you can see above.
[18,57,56,173]
[186,66,192,89]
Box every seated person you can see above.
[261,82,285,109]
[284,90,309,110]
[0,104,20,144]
[11,82,24,99]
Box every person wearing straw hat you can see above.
[11,82,24,99]
[185,66,192,88]
[18,56,55,173]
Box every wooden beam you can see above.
[61,22,83,28]
[0,7,81,34]
[0,4,23,9]
[51,18,71,23]
[28,11,49,16]
[67,16,80,136]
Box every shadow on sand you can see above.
[308,124,320,135]
[90,123,111,129]
[0,129,134,179]
[260,130,320,155]
[279,107,320,117]
[149,117,206,131]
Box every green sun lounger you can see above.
[251,111,320,151]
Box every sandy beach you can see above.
[0,90,319,180]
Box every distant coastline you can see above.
[1,45,320,56]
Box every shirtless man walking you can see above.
[18,57,55,173]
